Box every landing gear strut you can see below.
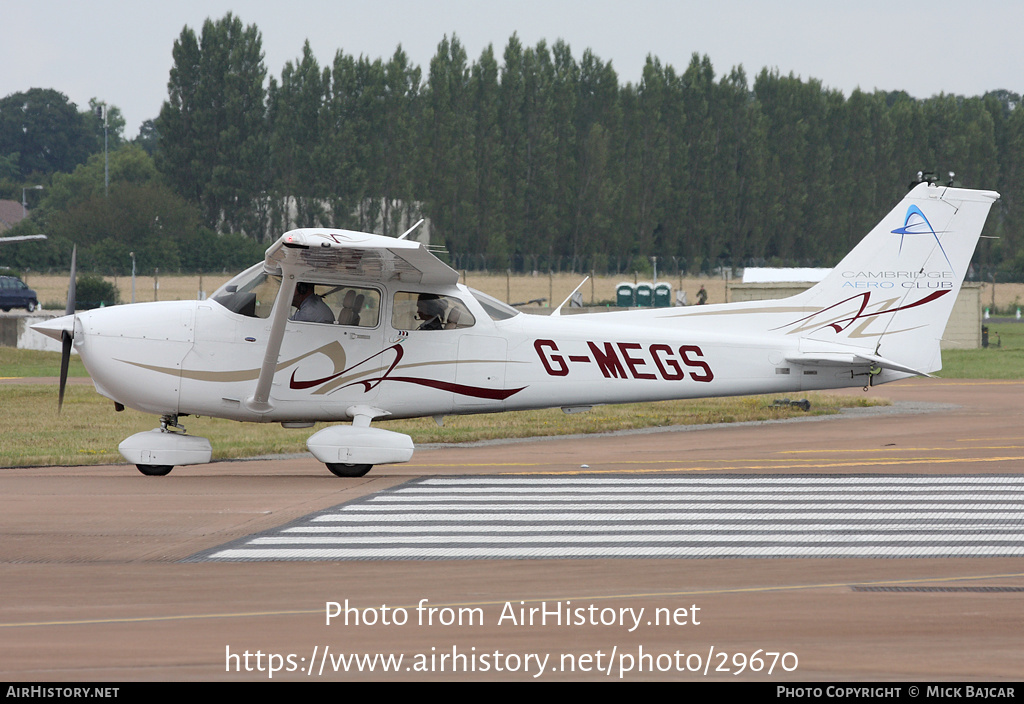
[160,414,187,433]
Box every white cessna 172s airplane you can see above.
[33,179,998,477]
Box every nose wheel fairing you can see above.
[118,428,213,469]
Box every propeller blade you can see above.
[58,330,71,412]
[58,245,77,413]
[65,245,77,316]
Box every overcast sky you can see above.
[4,0,1022,138]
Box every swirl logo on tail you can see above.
[891,205,952,268]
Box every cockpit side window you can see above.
[289,283,382,326]
[392,292,476,331]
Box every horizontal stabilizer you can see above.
[784,352,932,378]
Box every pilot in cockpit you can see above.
[416,294,447,330]
[291,282,334,323]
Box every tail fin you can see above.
[781,182,998,373]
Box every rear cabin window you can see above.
[392,292,476,331]
[316,285,380,327]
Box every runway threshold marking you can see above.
[5,571,1023,630]
[191,474,1024,562]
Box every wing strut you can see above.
[244,276,298,414]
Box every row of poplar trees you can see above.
[155,13,1024,276]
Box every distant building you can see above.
[741,267,831,284]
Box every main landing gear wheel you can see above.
[326,463,373,477]
[136,464,174,476]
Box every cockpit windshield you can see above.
[211,263,281,319]
[469,288,520,321]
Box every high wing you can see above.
[262,228,458,286]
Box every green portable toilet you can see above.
[635,282,653,307]
[616,282,635,307]
[654,282,672,307]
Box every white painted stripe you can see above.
[208,545,1024,560]
[283,522,1022,534]
[247,533,1024,545]
[415,476,1024,486]
[374,490,1024,500]
[344,501,1024,511]
[395,483,1024,494]
[312,511,1024,522]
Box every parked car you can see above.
[0,275,39,312]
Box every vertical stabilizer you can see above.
[783,183,998,373]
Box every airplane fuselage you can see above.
[69,282,884,426]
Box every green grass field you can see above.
[937,323,1024,378]
[0,384,884,468]
[0,347,88,378]
[3,322,1020,468]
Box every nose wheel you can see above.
[136,464,174,476]
[326,463,373,477]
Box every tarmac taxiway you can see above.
[2,378,1022,680]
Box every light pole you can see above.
[21,185,43,218]
[130,251,136,304]
[96,104,109,197]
